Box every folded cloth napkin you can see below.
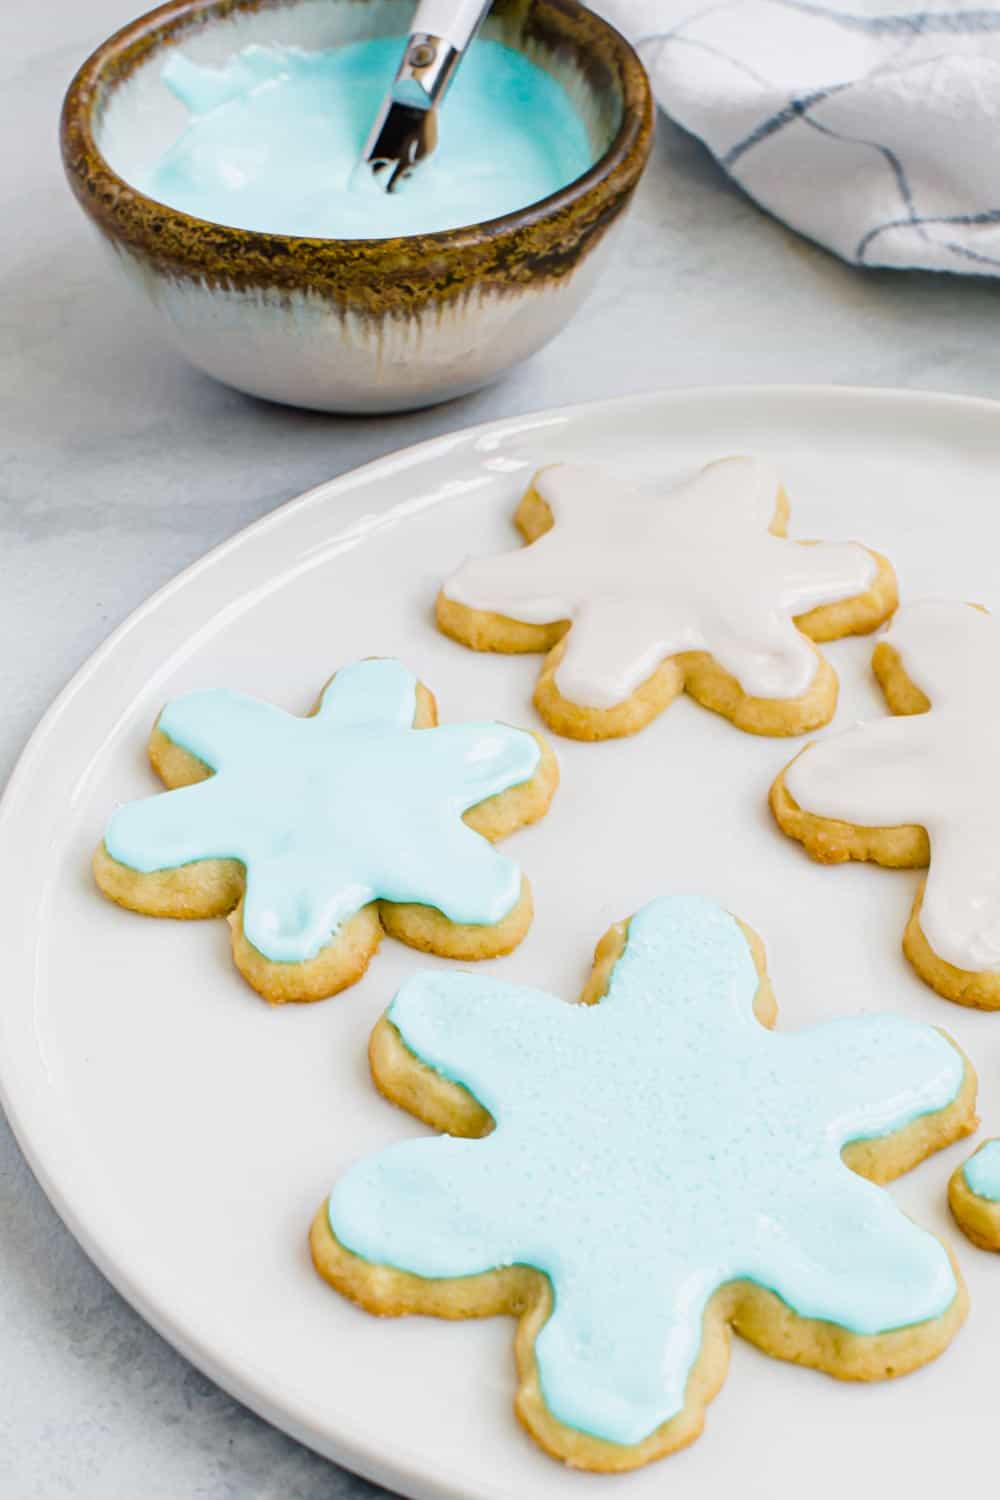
[593,0,1000,275]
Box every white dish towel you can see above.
[594,0,1000,275]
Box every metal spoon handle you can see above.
[410,0,491,55]
[360,0,491,191]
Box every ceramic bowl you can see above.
[61,0,654,414]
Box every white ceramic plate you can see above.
[2,387,999,1500]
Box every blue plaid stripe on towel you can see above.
[595,0,1000,274]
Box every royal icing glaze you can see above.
[785,600,1000,973]
[328,894,961,1446]
[442,458,877,709]
[964,1140,1000,1202]
[103,659,540,964]
[141,40,593,239]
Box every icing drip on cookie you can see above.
[965,1140,1000,1202]
[443,458,877,708]
[785,600,1000,973]
[328,894,961,1446]
[103,659,540,963]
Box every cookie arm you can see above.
[156,689,291,770]
[782,717,931,829]
[424,722,542,812]
[386,972,565,1120]
[379,820,525,928]
[103,777,232,874]
[530,1255,714,1446]
[442,531,570,623]
[750,1169,959,1336]
[550,600,680,710]
[241,852,372,964]
[919,826,1000,972]
[315,658,418,729]
[326,1135,510,1280]
[789,1014,966,1159]
[774,538,878,614]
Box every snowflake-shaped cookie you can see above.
[94,658,557,1004]
[773,600,1000,1007]
[437,457,896,740]
[949,1138,1000,1252]
[311,894,972,1470]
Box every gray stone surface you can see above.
[3,3,999,1494]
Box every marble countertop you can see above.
[3,3,1000,1496]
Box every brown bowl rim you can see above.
[60,0,654,262]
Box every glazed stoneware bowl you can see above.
[61,0,654,414]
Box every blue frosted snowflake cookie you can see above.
[94,658,558,1003]
[949,1138,1000,1252]
[311,893,975,1470]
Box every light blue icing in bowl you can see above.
[141,38,595,238]
[964,1139,1000,1201]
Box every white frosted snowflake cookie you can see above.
[773,600,1000,1007]
[437,457,897,740]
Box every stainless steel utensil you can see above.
[360,0,492,192]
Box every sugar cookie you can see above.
[437,457,897,740]
[311,894,974,1470]
[772,600,1000,1007]
[949,1139,1000,1251]
[94,658,558,1003]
